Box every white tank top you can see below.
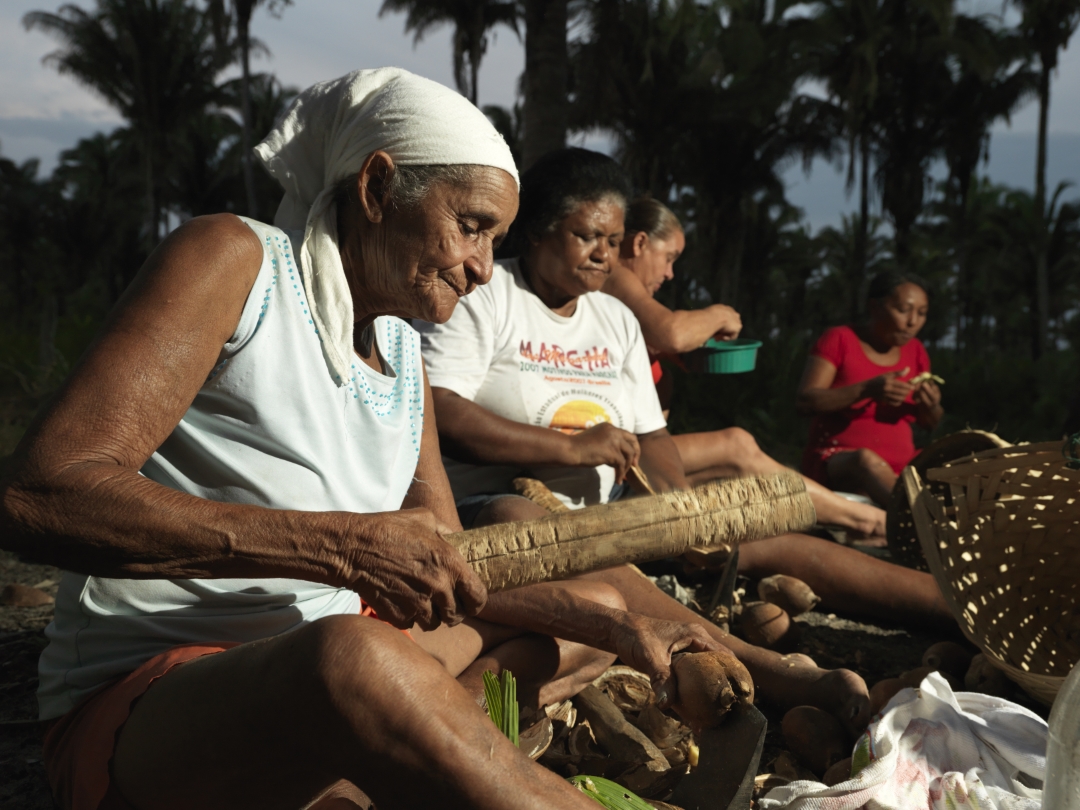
[38,218,424,719]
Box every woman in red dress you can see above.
[797,272,944,506]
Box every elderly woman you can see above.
[0,71,718,810]
[603,198,887,540]
[418,148,937,735]
[797,271,943,506]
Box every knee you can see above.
[475,494,549,526]
[295,614,415,700]
[725,427,762,457]
[852,448,887,472]
[581,581,627,613]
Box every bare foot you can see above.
[845,502,887,539]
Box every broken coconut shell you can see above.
[922,641,973,681]
[519,716,555,760]
[669,649,754,734]
[740,601,797,649]
[757,575,820,617]
[781,706,851,776]
[592,666,654,713]
[634,704,689,751]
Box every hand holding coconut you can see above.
[668,650,755,734]
[607,613,722,709]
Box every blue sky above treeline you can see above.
[2,0,1078,231]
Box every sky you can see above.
[2,0,1079,230]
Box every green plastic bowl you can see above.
[703,338,763,374]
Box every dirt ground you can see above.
[0,548,1046,810]
[1,552,62,810]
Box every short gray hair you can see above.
[333,163,478,212]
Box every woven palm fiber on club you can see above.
[449,472,816,593]
[887,430,1010,571]
[903,441,1080,705]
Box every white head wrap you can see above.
[254,67,519,385]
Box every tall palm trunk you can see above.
[237,0,258,219]
[469,54,480,105]
[854,132,870,319]
[143,142,159,249]
[467,7,483,105]
[37,292,58,387]
[523,0,568,167]
[1033,55,1051,358]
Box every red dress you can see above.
[801,325,930,483]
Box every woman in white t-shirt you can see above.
[420,148,880,735]
[418,150,681,512]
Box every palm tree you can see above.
[482,102,523,167]
[522,0,568,166]
[811,0,890,287]
[24,0,232,248]
[687,0,833,308]
[1012,0,1080,355]
[52,130,145,300]
[571,0,832,310]
[220,72,298,216]
[935,17,1033,353]
[869,0,955,263]
[231,0,290,220]
[570,0,718,198]
[379,0,520,105]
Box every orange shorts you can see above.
[43,605,408,810]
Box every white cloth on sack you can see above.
[254,67,519,386]
[759,672,1047,810]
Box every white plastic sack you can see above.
[759,672,1047,809]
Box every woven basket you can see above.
[903,441,1080,705]
[887,431,1010,570]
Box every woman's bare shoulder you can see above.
[168,213,264,267]
[602,264,646,298]
[129,214,265,304]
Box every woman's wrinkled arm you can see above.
[0,215,485,630]
[0,214,286,577]
[602,268,741,354]
[431,387,576,468]
[400,369,464,533]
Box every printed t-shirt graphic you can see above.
[417,259,666,509]
[519,339,623,434]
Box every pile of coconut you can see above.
[520,649,754,807]
[726,574,1018,798]
[519,572,1016,807]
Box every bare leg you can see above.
[412,579,623,707]
[672,429,886,536]
[475,496,871,733]
[822,448,897,507]
[737,533,954,628]
[112,616,599,810]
